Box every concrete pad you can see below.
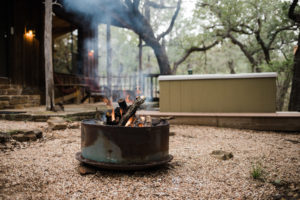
[137,111,300,132]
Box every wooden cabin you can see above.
[0,0,161,109]
[0,0,104,109]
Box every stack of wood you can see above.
[105,96,149,127]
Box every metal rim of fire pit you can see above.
[76,152,173,171]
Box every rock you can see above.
[169,132,176,136]
[33,130,43,139]
[0,101,9,109]
[210,150,233,160]
[78,165,97,175]
[0,132,10,143]
[12,134,29,142]
[68,122,80,129]
[5,143,13,150]
[10,129,43,142]
[47,117,68,130]
[0,143,7,150]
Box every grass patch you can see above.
[63,117,75,122]
[251,163,263,180]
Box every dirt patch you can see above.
[0,121,299,199]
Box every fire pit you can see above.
[76,96,173,170]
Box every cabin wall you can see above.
[3,0,99,105]
[10,0,45,90]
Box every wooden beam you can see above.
[55,89,80,104]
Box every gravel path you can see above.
[0,120,299,199]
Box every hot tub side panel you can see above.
[159,78,276,113]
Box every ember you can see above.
[101,96,153,127]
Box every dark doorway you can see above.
[0,1,10,77]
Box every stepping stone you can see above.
[210,150,233,160]
[0,129,43,142]
[47,117,68,130]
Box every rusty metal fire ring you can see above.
[76,152,173,170]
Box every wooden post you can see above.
[44,0,55,111]
[106,17,112,97]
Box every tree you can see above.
[44,0,55,111]
[196,0,297,72]
[194,0,298,110]
[288,0,300,111]
[64,0,219,75]
[102,0,182,75]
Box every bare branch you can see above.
[172,40,219,73]
[226,32,258,69]
[267,25,297,48]
[145,1,176,9]
[52,0,62,7]
[254,18,270,64]
[157,0,182,41]
[239,23,254,31]
[231,27,253,35]
[289,0,300,22]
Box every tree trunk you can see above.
[227,60,235,74]
[289,34,300,111]
[148,39,172,74]
[287,0,300,111]
[277,72,292,111]
[44,0,55,111]
[109,3,173,75]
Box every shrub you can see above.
[251,164,263,180]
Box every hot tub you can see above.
[159,73,277,113]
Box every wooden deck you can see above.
[137,111,300,132]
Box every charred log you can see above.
[114,107,122,122]
[118,96,146,126]
[106,112,112,124]
[118,98,128,111]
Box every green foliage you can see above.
[93,0,296,86]
[251,163,263,180]
[194,0,297,69]
[260,57,294,74]
[53,30,78,74]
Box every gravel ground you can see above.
[0,120,299,199]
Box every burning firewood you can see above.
[113,98,128,123]
[106,111,112,124]
[118,96,146,126]
[106,111,118,125]
[114,107,122,123]
[101,96,154,127]
[118,98,128,111]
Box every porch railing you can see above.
[54,72,160,102]
[98,73,160,101]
